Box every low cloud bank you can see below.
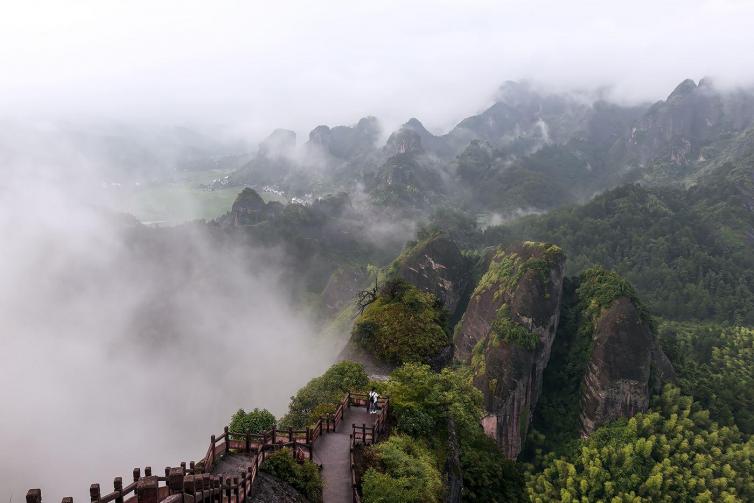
[0,171,330,500]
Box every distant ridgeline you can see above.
[224,78,754,218]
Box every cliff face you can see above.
[321,265,369,315]
[394,234,472,321]
[579,297,654,435]
[454,242,565,458]
[578,298,675,436]
[568,268,675,436]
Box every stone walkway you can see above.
[314,404,374,503]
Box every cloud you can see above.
[0,161,331,501]
[1,1,754,139]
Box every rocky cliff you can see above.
[392,233,472,322]
[454,242,565,458]
[575,269,675,436]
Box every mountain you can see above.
[500,160,754,324]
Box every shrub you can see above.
[228,408,276,438]
[352,279,450,365]
[490,304,538,350]
[361,435,442,503]
[281,361,369,428]
[261,448,322,503]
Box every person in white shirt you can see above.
[369,388,379,414]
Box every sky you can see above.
[1,0,754,139]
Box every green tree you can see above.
[361,434,443,503]
[228,408,276,438]
[659,322,754,433]
[526,385,754,502]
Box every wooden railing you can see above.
[27,391,388,503]
[349,393,390,503]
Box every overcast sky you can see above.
[2,0,754,138]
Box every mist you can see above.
[3,1,754,139]
[0,164,333,500]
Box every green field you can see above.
[110,170,285,225]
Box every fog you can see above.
[0,163,332,500]
[2,1,754,138]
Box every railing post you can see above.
[271,425,276,444]
[144,467,152,477]
[26,489,41,503]
[288,427,293,443]
[133,468,140,484]
[89,484,100,503]
[180,462,186,474]
[189,461,195,475]
[225,478,232,502]
[114,477,123,503]
[233,477,239,501]
[224,426,230,454]
[168,467,184,494]
[217,476,224,503]
[240,473,247,501]
[362,424,366,445]
[136,477,159,503]
[245,431,250,452]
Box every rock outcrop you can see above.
[250,472,308,503]
[454,242,566,458]
[321,264,369,315]
[576,270,676,435]
[579,297,654,435]
[231,187,268,225]
[393,234,471,321]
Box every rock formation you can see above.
[575,269,675,435]
[393,233,472,321]
[454,242,566,458]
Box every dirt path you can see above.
[314,404,374,503]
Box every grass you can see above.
[109,169,286,224]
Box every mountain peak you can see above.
[668,79,698,100]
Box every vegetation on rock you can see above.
[371,363,527,502]
[490,304,538,351]
[260,448,323,503]
[280,361,369,428]
[473,243,563,301]
[528,268,656,455]
[351,279,450,366]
